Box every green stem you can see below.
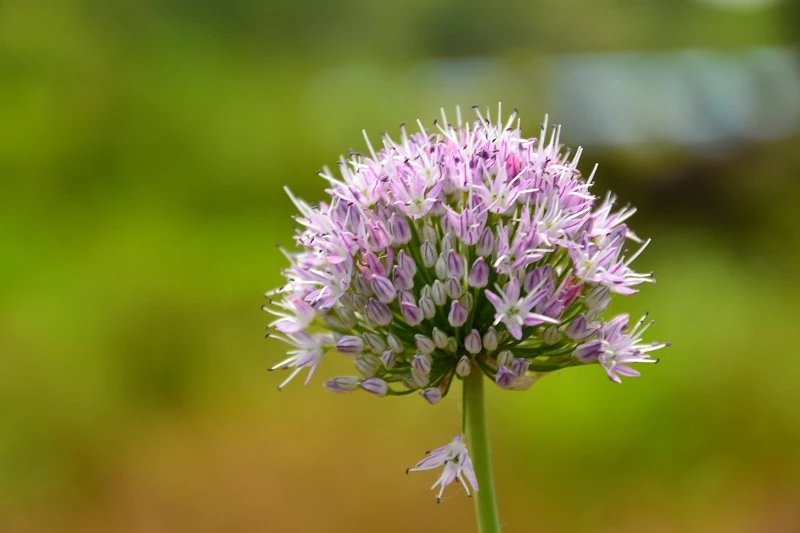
[463,369,501,533]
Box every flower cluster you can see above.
[264,105,667,498]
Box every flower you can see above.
[264,105,668,500]
[407,435,478,502]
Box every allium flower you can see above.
[407,435,478,503]
[264,105,668,511]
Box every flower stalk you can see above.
[463,368,500,533]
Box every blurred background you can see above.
[1,1,799,531]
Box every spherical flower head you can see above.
[263,104,669,500]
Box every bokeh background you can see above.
[2,1,800,531]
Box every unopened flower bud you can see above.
[468,257,489,288]
[431,280,447,306]
[440,233,456,254]
[456,355,472,377]
[495,366,515,388]
[421,241,437,268]
[371,275,397,303]
[448,301,468,327]
[445,277,462,299]
[421,387,442,405]
[381,350,397,369]
[355,354,381,377]
[476,227,495,256]
[419,297,437,319]
[361,377,388,397]
[324,376,361,393]
[434,255,448,280]
[543,324,561,345]
[447,250,465,278]
[421,223,438,244]
[363,331,387,353]
[390,213,412,245]
[393,265,414,291]
[397,250,417,277]
[432,327,449,349]
[565,315,592,341]
[415,334,436,354]
[464,329,482,354]
[401,302,424,326]
[497,350,514,367]
[386,333,404,354]
[482,327,498,352]
[366,299,392,326]
[336,335,363,354]
[511,357,529,376]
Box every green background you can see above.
[1,1,799,531]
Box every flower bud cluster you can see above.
[265,106,667,398]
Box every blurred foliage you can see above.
[1,0,799,531]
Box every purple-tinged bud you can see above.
[401,302,424,326]
[543,324,561,345]
[390,213,412,245]
[419,285,431,299]
[393,265,414,291]
[565,315,592,341]
[524,265,554,293]
[447,250,465,278]
[465,329,482,354]
[434,255,448,280]
[482,327,498,352]
[476,227,495,256]
[431,280,447,306]
[421,241,437,268]
[415,334,436,354]
[363,331,387,353]
[352,273,371,295]
[422,223,438,244]
[366,299,392,326]
[495,366,515,388]
[411,353,432,376]
[386,333,404,354]
[445,277,462,299]
[497,350,513,367]
[324,376,361,393]
[448,301,468,327]
[381,350,397,369]
[575,339,603,362]
[419,297,437,319]
[456,355,472,377]
[398,290,415,305]
[356,354,381,377]
[336,306,357,328]
[432,327,449,349]
[360,377,388,397]
[397,250,417,277]
[421,387,442,405]
[347,294,368,311]
[371,275,397,303]
[511,357,529,376]
[468,257,489,288]
[440,233,456,254]
[585,285,611,311]
[336,335,363,354]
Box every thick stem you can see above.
[463,369,501,533]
